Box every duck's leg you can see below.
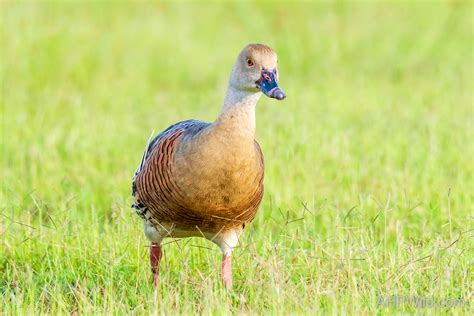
[221,253,233,287]
[150,243,162,287]
[212,229,241,288]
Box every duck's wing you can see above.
[131,119,210,217]
[132,120,209,179]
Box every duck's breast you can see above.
[132,121,264,232]
[173,135,264,218]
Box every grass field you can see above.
[1,1,473,314]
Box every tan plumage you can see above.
[133,125,264,232]
[132,44,285,287]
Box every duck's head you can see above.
[230,44,286,100]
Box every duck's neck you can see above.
[214,86,261,139]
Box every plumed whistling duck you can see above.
[132,43,286,287]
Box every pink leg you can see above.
[150,243,162,287]
[221,254,232,288]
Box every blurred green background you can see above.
[1,1,472,314]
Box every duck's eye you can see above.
[246,58,254,67]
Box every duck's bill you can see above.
[256,70,286,100]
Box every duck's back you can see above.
[132,120,264,233]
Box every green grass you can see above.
[1,1,473,314]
